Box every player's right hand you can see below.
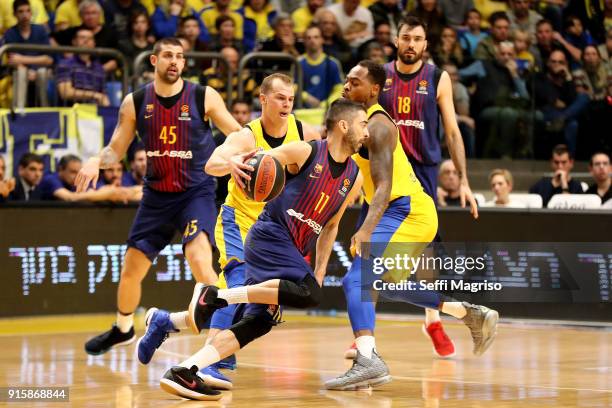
[75,157,101,192]
[229,149,258,189]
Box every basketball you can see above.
[242,153,285,202]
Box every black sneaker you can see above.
[160,365,222,401]
[187,284,228,334]
[84,324,136,355]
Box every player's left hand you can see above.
[460,181,479,219]
[350,228,372,259]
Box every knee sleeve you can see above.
[229,315,274,348]
[277,274,322,309]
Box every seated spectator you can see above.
[97,162,124,187]
[54,0,105,32]
[230,98,252,127]
[474,11,510,61]
[443,63,475,157]
[151,0,209,41]
[123,146,147,186]
[239,0,277,43]
[433,26,465,67]
[437,159,462,206]
[209,14,244,54]
[573,45,612,101]
[507,0,542,41]
[56,27,109,106]
[200,0,244,41]
[532,19,581,70]
[2,0,53,109]
[407,0,447,49]
[459,9,488,57]
[291,0,324,38]
[369,0,402,34]
[564,0,606,43]
[586,152,611,204]
[438,0,474,29]
[328,0,374,49]
[8,153,44,201]
[52,0,119,73]
[471,0,508,29]
[563,14,595,52]
[597,28,612,69]
[0,0,48,35]
[532,49,590,157]
[299,25,343,108]
[259,13,302,56]
[0,155,16,203]
[313,8,353,74]
[102,0,148,39]
[529,144,584,206]
[482,168,527,207]
[118,10,155,79]
[39,154,130,202]
[202,46,257,103]
[362,41,388,64]
[177,15,211,81]
[468,42,531,158]
[356,21,397,62]
[513,29,535,71]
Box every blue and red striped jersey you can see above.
[260,140,359,256]
[379,62,442,165]
[135,81,216,192]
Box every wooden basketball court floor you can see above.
[1,313,610,407]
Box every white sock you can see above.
[355,335,376,359]
[425,308,441,326]
[180,344,221,369]
[116,312,133,333]
[169,311,189,330]
[441,302,467,319]
[218,287,249,304]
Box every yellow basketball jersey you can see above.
[352,104,422,203]
[224,114,303,222]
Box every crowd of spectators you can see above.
[0,0,609,205]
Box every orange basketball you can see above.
[243,154,285,202]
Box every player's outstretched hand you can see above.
[460,182,479,219]
[229,149,258,189]
[75,157,101,192]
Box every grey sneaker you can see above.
[461,302,499,356]
[324,351,392,390]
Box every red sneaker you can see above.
[344,342,357,359]
[422,322,455,358]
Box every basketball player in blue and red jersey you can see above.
[326,60,498,390]
[157,99,365,401]
[368,15,480,358]
[136,73,320,390]
[75,37,242,356]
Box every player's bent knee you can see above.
[229,315,274,348]
[278,275,321,309]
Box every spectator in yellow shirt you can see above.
[53,0,104,32]
[291,0,325,38]
[200,0,244,39]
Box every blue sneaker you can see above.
[217,354,237,370]
[197,363,233,390]
[136,308,177,365]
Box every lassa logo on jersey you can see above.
[146,150,193,159]
[286,209,322,234]
[396,119,425,130]
[179,104,191,121]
